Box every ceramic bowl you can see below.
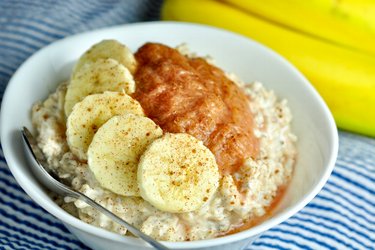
[0,22,338,250]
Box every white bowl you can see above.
[0,22,338,250]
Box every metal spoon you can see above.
[21,127,169,250]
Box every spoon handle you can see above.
[77,193,170,250]
[22,127,169,250]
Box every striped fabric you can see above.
[0,1,374,249]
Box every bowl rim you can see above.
[0,21,339,248]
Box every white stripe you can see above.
[0,40,35,54]
[0,55,23,69]
[1,0,52,10]
[341,156,375,171]
[0,196,72,240]
[0,31,45,49]
[336,159,375,178]
[0,50,30,64]
[342,151,375,166]
[264,231,310,250]
[273,223,329,250]
[58,2,118,29]
[350,135,375,147]
[0,234,39,250]
[0,172,63,223]
[0,61,16,73]
[0,67,12,76]
[339,150,375,167]
[302,206,374,246]
[335,163,374,191]
[94,6,126,26]
[294,213,367,250]
[0,21,60,43]
[0,205,79,249]
[0,179,44,210]
[53,5,90,24]
[254,232,300,250]
[0,169,24,186]
[314,192,374,233]
[330,173,374,200]
[73,7,124,32]
[0,182,76,239]
[280,221,349,250]
[340,144,375,163]
[78,0,119,9]
[0,219,59,249]
[341,140,375,153]
[0,240,28,250]
[31,17,71,35]
[0,56,24,68]
[326,178,374,215]
[319,187,375,225]
[3,18,68,37]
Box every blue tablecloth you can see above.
[0,1,374,249]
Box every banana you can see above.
[64,58,135,116]
[87,114,163,196]
[73,39,137,75]
[138,133,220,213]
[222,0,375,55]
[310,0,375,32]
[162,0,375,137]
[66,91,144,161]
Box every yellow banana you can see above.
[162,0,375,137]
[221,0,375,55]
[310,0,375,32]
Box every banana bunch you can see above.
[162,0,375,137]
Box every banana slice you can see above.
[65,58,135,117]
[87,114,163,196]
[73,39,137,75]
[66,92,144,161]
[138,133,220,213]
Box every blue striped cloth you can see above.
[0,1,374,249]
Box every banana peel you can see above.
[222,0,375,56]
[162,0,375,137]
[310,0,375,32]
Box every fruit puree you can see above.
[134,43,259,175]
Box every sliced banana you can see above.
[73,39,137,75]
[65,58,135,117]
[87,114,163,196]
[66,92,144,161]
[138,133,220,213]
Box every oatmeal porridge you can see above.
[31,40,296,241]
